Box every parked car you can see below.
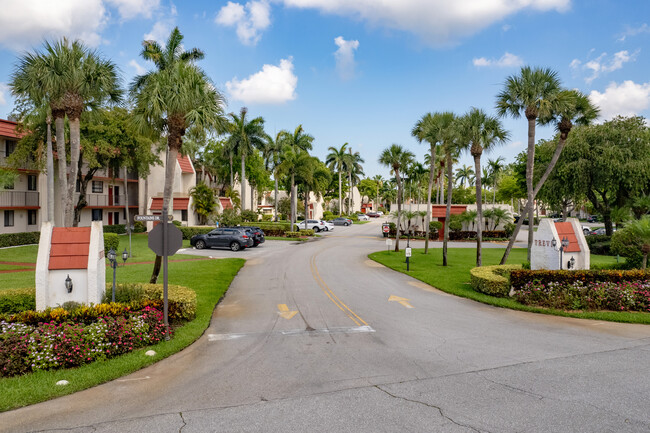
[582,226,591,235]
[320,220,335,231]
[243,226,265,246]
[330,217,352,226]
[191,227,254,251]
[590,227,616,236]
[366,212,380,218]
[586,215,599,223]
[376,211,384,216]
[295,219,326,232]
[357,214,370,221]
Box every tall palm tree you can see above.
[326,143,348,216]
[297,157,331,225]
[262,132,283,221]
[379,144,414,252]
[372,175,384,211]
[131,27,226,282]
[454,164,474,188]
[343,148,364,214]
[225,107,267,211]
[487,156,506,203]
[498,87,598,264]
[461,108,509,266]
[278,125,314,225]
[496,66,562,262]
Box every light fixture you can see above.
[65,274,73,293]
[122,248,128,266]
[107,248,116,263]
[561,236,570,249]
[569,256,576,269]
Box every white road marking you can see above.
[208,325,375,341]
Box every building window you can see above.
[113,212,119,225]
[181,209,188,221]
[27,175,37,191]
[4,210,14,227]
[91,209,103,221]
[5,140,16,157]
[92,181,103,193]
[28,210,37,225]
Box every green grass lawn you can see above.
[369,247,649,325]
[0,257,245,411]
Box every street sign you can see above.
[135,214,174,222]
[148,222,183,256]
[405,248,412,257]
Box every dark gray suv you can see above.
[190,227,254,251]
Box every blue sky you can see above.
[1,0,649,178]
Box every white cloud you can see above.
[0,83,9,106]
[617,23,650,42]
[280,0,570,46]
[473,52,523,68]
[143,4,178,44]
[570,50,638,84]
[334,36,359,80]
[105,0,160,20]
[215,0,271,46]
[588,81,650,121]
[129,60,147,75]
[226,57,297,104]
[0,0,108,50]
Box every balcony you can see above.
[0,191,39,208]
[75,193,139,207]
[0,155,36,171]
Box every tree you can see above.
[455,164,474,188]
[262,132,283,221]
[487,156,506,203]
[357,178,377,205]
[343,148,364,214]
[297,157,331,225]
[190,182,216,225]
[326,143,348,216]
[278,125,314,225]
[461,108,509,266]
[131,27,226,283]
[11,39,122,226]
[496,66,562,263]
[225,107,267,211]
[623,216,650,269]
[372,175,384,209]
[379,144,414,252]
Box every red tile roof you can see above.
[0,119,25,139]
[49,227,91,270]
[177,155,194,174]
[554,222,581,253]
[150,197,189,210]
[431,205,467,218]
[150,197,163,210]
[219,197,233,210]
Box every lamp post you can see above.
[108,248,117,302]
[122,248,128,266]
[551,236,570,270]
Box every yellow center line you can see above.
[309,251,368,327]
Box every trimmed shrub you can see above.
[0,288,36,314]
[510,269,650,290]
[241,221,291,236]
[103,224,126,234]
[470,265,522,297]
[172,220,182,227]
[2,303,133,326]
[240,210,258,222]
[299,229,315,236]
[504,222,516,237]
[0,231,40,248]
[611,229,644,269]
[261,214,273,222]
[586,234,612,256]
[323,211,334,220]
[104,233,119,251]
[429,221,443,231]
[133,221,146,233]
[285,231,300,237]
[179,226,213,240]
[103,283,197,322]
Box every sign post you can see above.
[145,213,183,340]
[405,247,412,271]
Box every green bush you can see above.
[178,226,213,240]
[103,283,197,322]
[0,288,36,314]
[172,220,182,227]
[611,229,643,269]
[510,269,649,290]
[323,211,334,220]
[470,265,521,297]
[285,231,300,237]
[104,233,119,251]
[240,210,258,222]
[103,224,126,234]
[586,234,612,256]
[504,222,516,237]
[299,229,315,236]
[429,221,443,231]
[261,214,273,222]
[216,208,242,226]
[133,221,146,233]
[0,231,40,248]
[448,214,463,232]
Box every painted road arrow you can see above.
[277,304,298,320]
[388,295,414,309]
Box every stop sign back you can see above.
[148,223,183,256]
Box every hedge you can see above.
[299,229,315,236]
[285,231,301,237]
[103,224,126,234]
[470,265,522,297]
[104,283,197,322]
[0,288,36,315]
[178,226,213,240]
[0,231,40,248]
[586,234,612,256]
[104,233,119,251]
[510,269,650,290]
[178,222,293,240]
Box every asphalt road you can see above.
[2,221,649,432]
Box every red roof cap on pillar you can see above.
[554,222,581,253]
[49,227,91,270]
[431,205,467,218]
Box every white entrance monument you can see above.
[35,221,106,310]
[531,218,590,270]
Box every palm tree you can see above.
[262,132,283,222]
[278,125,314,225]
[379,144,414,252]
[372,175,384,211]
[225,107,267,211]
[343,148,364,214]
[496,66,562,263]
[455,164,474,188]
[487,156,506,203]
[625,216,650,269]
[326,143,349,216]
[297,157,331,226]
[12,39,122,226]
[498,85,598,264]
[131,27,226,282]
[461,108,509,266]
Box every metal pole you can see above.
[559,247,563,270]
[163,209,169,340]
[111,261,116,303]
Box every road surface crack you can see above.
[179,412,187,432]
[374,385,486,433]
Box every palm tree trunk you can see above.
[46,117,54,223]
[54,113,66,226]
[123,167,131,256]
[443,151,453,266]
[395,175,402,252]
[229,155,233,187]
[274,175,279,222]
[240,154,246,211]
[304,188,309,226]
[290,174,296,226]
[424,146,435,254]
[66,116,81,227]
[338,171,342,216]
[348,172,352,214]
[474,153,483,267]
